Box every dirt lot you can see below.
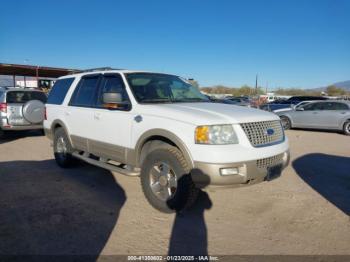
[0,130,349,256]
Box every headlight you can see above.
[195,125,238,144]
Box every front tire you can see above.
[140,146,198,213]
[53,127,77,168]
[343,121,350,136]
[280,116,291,130]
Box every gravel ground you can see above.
[0,130,349,256]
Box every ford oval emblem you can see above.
[266,128,274,136]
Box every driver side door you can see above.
[88,73,134,163]
[291,102,323,128]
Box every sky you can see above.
[0,0,349,89]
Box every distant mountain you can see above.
[310,80,350,92]
[332,80,350,91]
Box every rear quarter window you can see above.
[47,78,75,105]
[6,91,47,103]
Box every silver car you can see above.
[0,87,47,138]
[277,100,350,135]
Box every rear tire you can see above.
[280,116,291,130]
[343,121,350,136]
[0,128,5,139]
[53,127,77,168]
[140,146,199,213]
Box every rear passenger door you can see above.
[66,74,101,150]
[318,102,349,129]
[88,73,133,163]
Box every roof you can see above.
[310,100,350,104]
[0,63,80,78]
[60,69,174,79]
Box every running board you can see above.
[72,152,140,177]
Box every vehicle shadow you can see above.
[0,130,44,145]
[0,159,126,259]
[168,173,212,256]
[293,153,350,216]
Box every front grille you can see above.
[257,154,284,169]
[240,120,284,147]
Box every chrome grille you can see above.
[240,120,284,147]
[257,153,284,169]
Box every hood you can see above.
[137,102,279,125]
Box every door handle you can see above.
[312,112,318,114]
[65,111,71,116]
[340,112,346,114]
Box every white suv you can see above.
[44,69,290,213]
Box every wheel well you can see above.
[52,123,62,133]
[139,136,178,166]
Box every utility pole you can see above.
[255,74,258,95]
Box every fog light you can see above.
[220,167,239,176]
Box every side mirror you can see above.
[296,107,304,111]
[103,92,123,104]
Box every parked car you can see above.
[273,101,313,113]
[0,87,47,138]
[44,69,290,213]
[260,96,328,112]
[225,96,252,107]
[211,98,245,106]
[276,100,350,135]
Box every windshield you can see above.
[125,73,209,103]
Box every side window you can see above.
[70,75,101,107]
[47,78,74,105]
[96,74,130,110]
[303,103,318,111]
[330,102,349,110]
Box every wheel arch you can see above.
[342,118,350,129]
[50,120,73,145]
[134,129,194,169]
[279,114,293,127]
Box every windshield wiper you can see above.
[173,98,209,102]
[141,98,173,103]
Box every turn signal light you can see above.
[195,126,209,144]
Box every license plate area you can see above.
[265,164,283,181]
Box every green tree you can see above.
[326,85,346,96]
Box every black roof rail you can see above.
[79,67,124,73]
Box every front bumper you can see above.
[191,150,290,188]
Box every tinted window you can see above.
[6,91,47,103]
[327,102,349,110]
[97,74,130,110]
[70,76,100,107]
[303,102,322,111]
[47,78,74,105]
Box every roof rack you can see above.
[79,67,124,73]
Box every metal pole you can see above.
[13,75,16,87]
[36,66,39,89]
[24,76,26,88]
[255,74,258,94]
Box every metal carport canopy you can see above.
[0,63,80,78]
